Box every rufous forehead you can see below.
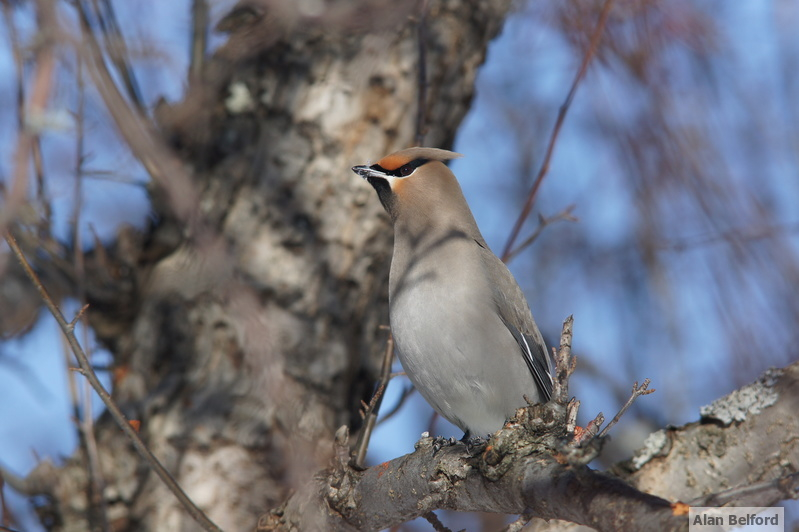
[376,153,413,171]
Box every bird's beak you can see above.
[352,165,385,180]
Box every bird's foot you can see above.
[461,434,488,456]
[431,436,458,455]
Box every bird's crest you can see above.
[377,147,462,171]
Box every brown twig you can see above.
[351,331,395,470]
[375,383,414,427]
[6,0,50,230]
[503,205,578,263]
[1,0,57,233]
[414,0,429,146]
[68,57,111,531]
[551,315,575,404]
[86,0,145,111]
[1,0,23,132]
[4,231,223,532]
[190,0,209,81]
[500,0,615,261]
[73,0,200,224]
[597,379,654,439]
[68,304,91,331]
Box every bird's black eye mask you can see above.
[372,158,429,178]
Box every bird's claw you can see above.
[462,435,488,456]
[432,436,458,455]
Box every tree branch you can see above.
[617,363,799,508]
[259,359,799,531]
[501,0,614,261]
[3,231,223,532]
[261,401,685,532]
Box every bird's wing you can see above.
[501,318,553,402]
[476,240,554,402]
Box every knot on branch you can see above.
[480,401,570,481]
[325,425,363,517]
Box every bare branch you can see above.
[597,379,655,439]
[67,65,111,530]
[72,1,201,225]
[551,315,575,403]
[263,361,799,531]
[67,304,91,331]
[504,205,578,263]
[501,0,615,261]
[85,0,145,111]
[375,383,414,427]
[351,331,395,470]
[3,231,223,532]
[190,0,209,81]
[323,429,684,531]
[0,0,57,233]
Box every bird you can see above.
[352,147,553,438]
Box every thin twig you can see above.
[4,231,223,532]
[70,57,111,532]
[1,0,57,232]
[8,0,49,232]
[86,0,145,111]
[351,332,395,470]
[189,0,209,81]
[375,383,414,427]
[597,379,654,439]
[74,0,200,224]
[414,0,429,146]
[2,0,24,132]
[551,315,575,404]
[501,0,615,261]
[67,304,91,331]
[690,471,799,507]
[504,205,578,263]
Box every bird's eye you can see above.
[399,164,414,177]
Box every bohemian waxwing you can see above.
[353,147,554,438]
